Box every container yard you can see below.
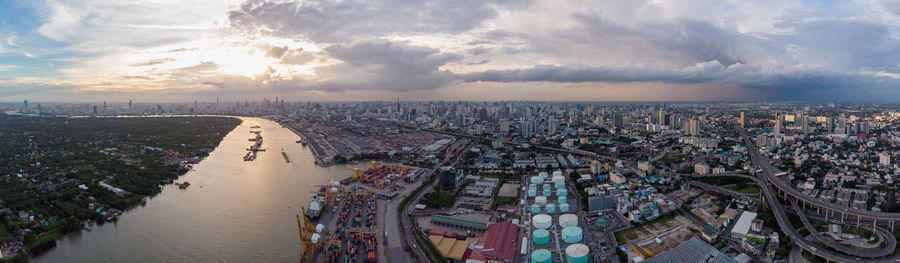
[341,162,416,190]
[299,184,379,263]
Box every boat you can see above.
[177,182,191,189]
[250,125,261,129]
[282,151,290,163]
[249,134,262,141]
[305,195,323,219]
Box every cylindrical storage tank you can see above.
[529,184,537,191]
[530,176,543,184]
[542,184,551,192]
[535,196,548,205]
[552,175,565,184]
[558,197,567,204]
[559,203,570,212]
[559,214,578,228]
[555,182,565,189]
[543,190,552,197]
[546,203,556,214]
[528,189,537,197]
[531,204,541,213]
[552,171,563,177]
[531,249,552,263]
[539,172,549,179]
[532,229,550,245]
[532,214,552,229]
[565,244,589,263]
[561,227,583,243]
[557,188,568,197]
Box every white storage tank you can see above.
[315,224,325,233]
[557,188,568,197]
[559,214,578,228]
[561,226,583,243]
[552,171,563,177]
[539,172,549,178]
[530,176,543,184]
[528,189,537,197]
[532,214,552,229]
[535,196,548,205]
[565,244,590,263]
[552,175,565,184]
[559,203,570,212]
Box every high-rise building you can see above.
[774,113,784,134]
[801,116,809,135]
[613,114,624,129]
[880,152,891,166]
[740,111,748,127]
[684,118,699,136]
[439,166,458,190]
[499,120,510,134]
[521,119,535,138]
[21,100,28,114]
[548,117,558,134]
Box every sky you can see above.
[1,0,900,102]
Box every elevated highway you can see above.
[738,126,900,262]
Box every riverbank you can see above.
[0,115,242,260]
[30,117,371,263]
[280,122,332,166]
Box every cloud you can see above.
[131,58,176,67]
[0,65,20,72]
[228,0,533,43]
[264,45,289,58]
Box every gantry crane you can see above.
[366,160,381,170]
[348,168,366,181]
[297,211,316,263]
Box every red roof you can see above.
[481,221,518,262]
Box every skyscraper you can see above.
[774,113,784,134]
[740,111,748,127]
[22,100,28,114]
[522,119,535,138]
[613,113,624,129]
[548,117,558,134]
[801,116,809,135]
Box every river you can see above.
[33,117,366,263]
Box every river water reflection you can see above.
[33,117,365,262]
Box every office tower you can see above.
[614,113,624,129]
[499,120,510,134]
[774,113,784,134]
[22,100,28,114]
[522,119,535,138]
[801,116,809,135]
[740,111,748,127]
[548,117,558,134]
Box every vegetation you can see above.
[0,115,240,256]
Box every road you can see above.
[378,180,423,263]
[738,126,900,262]
[395,139,469,263]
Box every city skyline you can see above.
[1,0,899,102]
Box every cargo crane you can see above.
[366,160,381,170]
[297,211,316,263]
[348,168,365,181]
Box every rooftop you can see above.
[642,237,738,263]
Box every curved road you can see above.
[738,126,900,262]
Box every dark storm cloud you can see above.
[228,0,533,42]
